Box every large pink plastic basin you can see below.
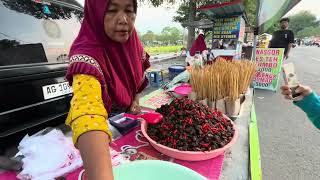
[141,117,238,161]
[174,84,192,96]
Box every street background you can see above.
[3,47,320,180]
[255,46,320,179]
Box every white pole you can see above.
[252,34,257,61]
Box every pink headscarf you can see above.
[66,0,150,112]
[189,34,207,56]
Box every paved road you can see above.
[255,46,320,180]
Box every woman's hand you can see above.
[281,84,312,101]
[129,94,141,114]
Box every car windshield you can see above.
[0,0,83,66]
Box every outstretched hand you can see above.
[280,84,312,101]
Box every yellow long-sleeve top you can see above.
[66,74,112,145]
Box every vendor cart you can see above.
[185,0,248,61]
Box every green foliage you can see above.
[296,26,320,38]
[172,2,189,26]
[265,23,278,34]
[172,1,211,27]
[172,0,256,26]
[141,30,156,44]
[141,0,176,7]
[265,10,320,37]
[160,26,183,43]
[243,0,257,26]
[290,11,319,35]
[145,45,183,55]
[140,27,183,46]
[143,0,257,48]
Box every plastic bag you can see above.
[16,128,83,180]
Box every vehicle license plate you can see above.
[42,81,72,100]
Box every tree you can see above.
[155,34,165,43]
[145,0,257,48]
[160,27,171,43]
[265,11,320,35]
[144,0,214,48]
[169,27,183,42]
[296,26,320,38]
[141,30,156,45]
[289,11,319,35]
[173,2,211,25]
[172,0,257,48]
[140,27,183,46]
[172,1,211,48]
[160,26,183,44]
[172,1,228,49]
[265,23,278,34]
[243,0,257,26]
[142,0,175,7]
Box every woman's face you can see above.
[104,0,136,43]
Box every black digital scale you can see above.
[109,113,139,135]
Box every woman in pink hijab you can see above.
[65,0,150,179]
[189,33,207,56]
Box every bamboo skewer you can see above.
[190,58,256,103]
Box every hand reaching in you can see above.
[281,85,312,101]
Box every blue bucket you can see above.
[168,65,186,80]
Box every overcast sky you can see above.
[286,0,320,17]
[135,2,182,34]
[76,0,320,34]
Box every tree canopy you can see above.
[142,0,258,47]
[296,26,320,38]
[265,11,320,38]
[139,27,183,46]
[290,11,319,35]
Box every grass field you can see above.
[145,45,183,55]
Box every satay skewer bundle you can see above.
[190,59,257,111]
